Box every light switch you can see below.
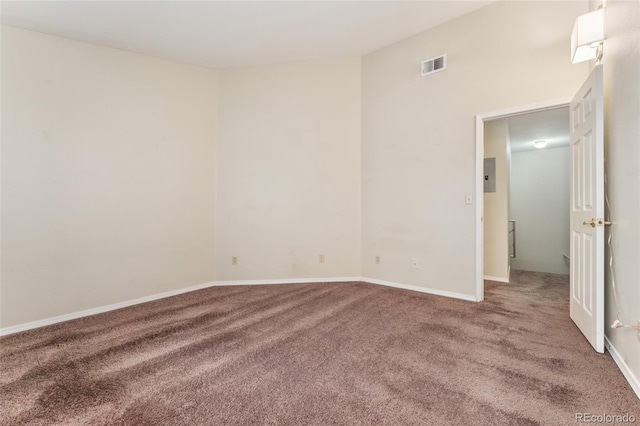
[465,193,473,205]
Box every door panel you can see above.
[570,64,604,353]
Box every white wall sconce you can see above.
[571,8,606,64]
[533,140,548,149]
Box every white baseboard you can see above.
[0,275,474,336]
[483,274,510,283]
[190,276,476,303]
[4,276,634,401]
[0,277,360,336]
[212,277,361,286]
[605,336,640,400]
[361,277,477,302]
[0,280,217,336]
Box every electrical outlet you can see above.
[375,256,381,264]
[411,258,419,269]
[231,256,238,265]
[319,254,325,264]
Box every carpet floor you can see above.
[1,271,638,425]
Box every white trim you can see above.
[0,276,483,336]
[2,277,635,399]
[212,277,360,286]
[475,98,571,303]
[0,276,479,336]
[484,265,512,284]
[476,114,485,302]
[210,277,477,303]
[483,275,509,283]
[477,98,573,122]
[605,336,640,400]
[0,277,360,336]
[1,280,217,336]
[361,277,477,302]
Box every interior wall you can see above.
[599,0,640,393]
[361,0,589,297]
[1,26,218,328]
[483,118,510,281]
[510,147,570,275]
[1,2,594,328]
[215,58,362,281]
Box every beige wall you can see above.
[2,2,595,327]
[361,1,589,297]
[483,119,510,281]
[1,27,218,327]
[214,59,362,281]
[599,0,640,393]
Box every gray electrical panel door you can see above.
[484,157,496,193]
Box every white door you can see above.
[570,64,605,353]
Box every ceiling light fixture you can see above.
[533,140,548,149]
[571,8,606,64]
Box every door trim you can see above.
[475,98,571,301]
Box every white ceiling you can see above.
[1,1,494,69]
[508,107,570,153]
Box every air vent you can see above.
[421,54,447,76]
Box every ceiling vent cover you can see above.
[421,54,447,76]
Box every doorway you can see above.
[508,107,570,275]
[475,100,570,301]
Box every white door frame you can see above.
[475,98,571,301]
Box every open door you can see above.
[570,64,605,353]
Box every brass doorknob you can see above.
[583,218,612,227]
